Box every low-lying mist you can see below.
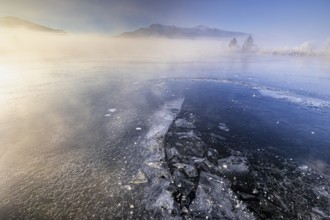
[0,30,242,59]
[1,26,330,219]
[1,30,330,60]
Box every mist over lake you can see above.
[1,1,330,219]
[1,52,329,219]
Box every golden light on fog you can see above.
[0,65,16,110]
[0,65,16,83]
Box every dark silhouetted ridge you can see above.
[118,24,249,39]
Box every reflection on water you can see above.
[0,54,329,219]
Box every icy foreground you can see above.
[160,81,330,220]
[130,98,254,219]
[0,55,329,219]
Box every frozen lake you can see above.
[0,54,329,219]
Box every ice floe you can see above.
[175,118,196,129]
[298,165,309,171]
[218,122,230,132]
[189,172,255,219]
[129,170,148,184]
[217,156,249,173]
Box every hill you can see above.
[118,24,248,39]
[0,16,65,34]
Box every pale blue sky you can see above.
[1,0,329,44]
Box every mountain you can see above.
[118,24,248,39]
[0,16,65,34]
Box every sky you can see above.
[0,0,329,44]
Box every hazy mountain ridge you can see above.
[0,16,65,34]
[118,24,249,39]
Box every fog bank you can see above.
[0,30,242,59]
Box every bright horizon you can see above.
[0,0,329,47]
